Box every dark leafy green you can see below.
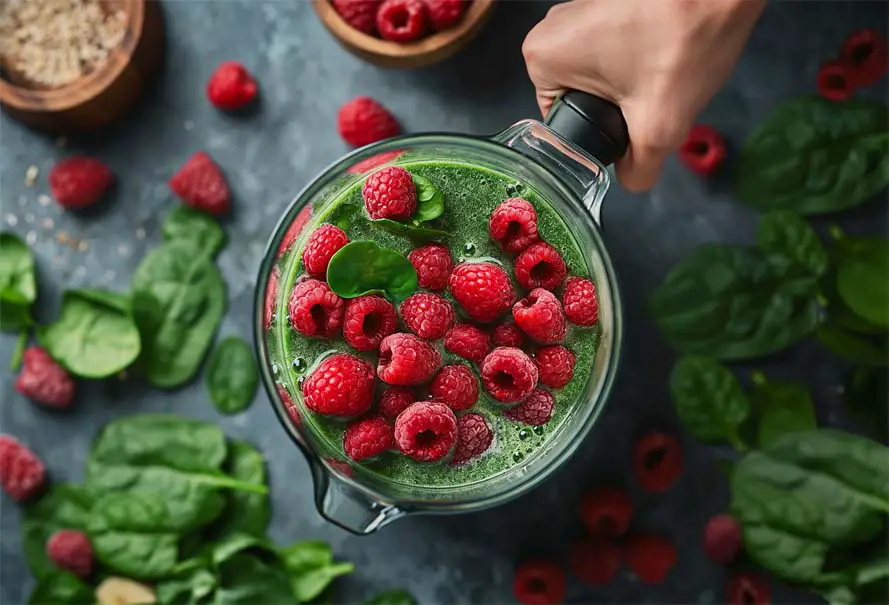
[1,291,33,332]
[327,241,418,302]
[411,174,444,222]
[0,232,37,332]
[757,211,828,278]
[27,570,93,605]
[206,337,258,414]
[649,244,820,359]
[735,96,889,215]
[163,206,226,258]
[37,288,141,378]
[214,441,270,537]
[22,485,94,578]
[835,236,889,328]
[669,356,749,447]
[216,554,293,604]
[371,219,450,241]
[280,540,354,603]
[363,590,418,605]
[817,323,888,367]
[748,374,817,447]
[131,241,226,388]
[157,565,218,605]
[845,368,889,445]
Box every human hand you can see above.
[523,0,765,191]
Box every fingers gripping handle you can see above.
[544,92,629,167]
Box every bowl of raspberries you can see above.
[314,0,495,68]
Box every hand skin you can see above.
[523,0,766,192]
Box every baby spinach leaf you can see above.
[280,540,354,603]
[649,244,820,360]
[36,288,141,378]
[363,590,418,605]
[157,565,217,605]
[817,323,888,367]
[835,236,889,328]
[371,219,450,242]
[0,232,37,302]
[163,205,226,258]
[206,337,258,414]
[327,241,418,302]
[21,484,94,578]
[669,356,749,448]
[0,291,33,332]
[730,430,889,584]
[411,174,444,222]
[132,241,226,388]
[757,211,827,278]
[211,532,267,565]
[735,96,889,215]
[820,265,885,336]
[748,374,817,447]
[215,554,293,604]
[214,441,270,537]
[27,570,93,605]
[845,368,888,445]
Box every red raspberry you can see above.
[578,486,632,537]
[513,289,566,344]
[264,267,279,331]
[331,0,381,35]
[376,0,428,42]
[302,224,350,278]
[288,278,345,338]
[343,295,397,351]
[49,157,113,210]
[492,323,525,349]
[625,533,677,585]
[840,28,888,87]
[15,347,75,409]
[278,384,302,426]
[47,530,94,579]
[444,323,490,364]
[817,60,854,102]
[400,292,454,340]
[514,242,566,291]
[449,262,514,323]
[0,435,46,502]
[347,149,405,175]
[423,0,465,31]
[449,412,492,467]
[563,277,599,327]
[393,401,457,462]
[489,198,540,254]
[513,560,566,605]
[633,431,683,493]
[534,345,575,389]
[169,151,231,216]
[568,539,621,586]
[481,347,538,403]
[277,205,313,258]
[343,416,394,461]
[378,333,441,385]
[678,124,727,175]
[727,573,771,605]
[206,61,258,110]
[408,243,453,291]
[503,388,553,426]
[302,353,374,417]
[430,364,478,411]
[704,514,742,565]
[338,96,401,147]
[362,166,417,220]
[380,387,415,420]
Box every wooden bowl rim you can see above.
[0,0,145,112]
[313,0,494,61]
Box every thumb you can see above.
[614,104,691,193]
[614,144,669,193]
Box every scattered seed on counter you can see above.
[38,195,52,206]
[24,166,38,186]
[6,214,18,226]
[42,218,55,229]
[25,231,37,245]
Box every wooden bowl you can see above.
[0,0,165,134]
[313,0,495,69]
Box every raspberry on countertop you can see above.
[169,151,231,216]
[15,346,75,409]
[49,157,113,210]
[338,97,401,147]
[0,435,46,502]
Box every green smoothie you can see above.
[271,160,600,489]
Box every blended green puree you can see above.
[279,161,600,488]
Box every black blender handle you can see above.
[544,91,629,167]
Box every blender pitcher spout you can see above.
[312,465,404,535]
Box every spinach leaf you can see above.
[845,368,888,445]
[22,485,94,578]
[371,219,450,242]
[327,241,418,302]
[835,236,889,328]
[1,290,33,332]
[86,415,266,532]
[211,531,267,565]
[27,570,93,605]
[215,554,293,604]
[214,440,270,537]
[748,374,817,447]
[669,356,749,447]
[817,323,888,367]
[411,174,444,222]
[757,211,827,278]
[206,337,258,414]
[9,329,27,371]
[363,590,418,605]
[280,540,355,603]
[36,288,140,378]
[132,241,226,388]
[649,244,820,360]
[735,96,889,215]
[820,264,885,336]
[157,565,217,605]
[730,430,889,584]
[87,492,180,579]
[163,205,226,258]
[0,232,37,302]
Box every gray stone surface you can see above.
[1,1,887,603]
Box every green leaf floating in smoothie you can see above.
[371,219,450,241]
[206,337,259,415]
[411,174,444,222]
[327,241,418,302]
[748,372,817,447]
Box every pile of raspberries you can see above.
[287,165,600,468]
[331,0,469,43]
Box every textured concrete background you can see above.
[1,1,887,603]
